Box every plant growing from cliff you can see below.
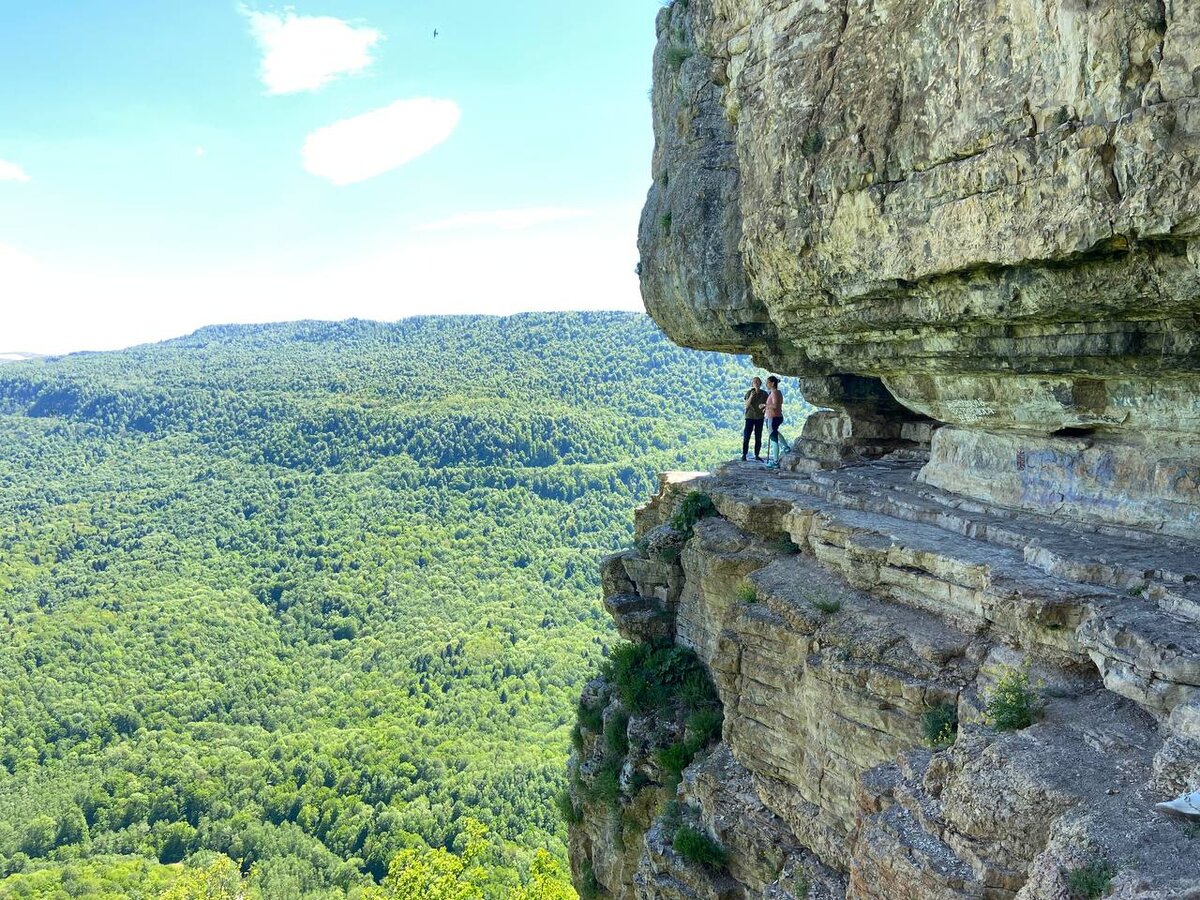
[605,711,630,758]
[670,491,715,536]
[555,788,583,826]
[984,667,1041,732]
[921,702,958,750]
[679,669,719,708]
[579,859,604,900]
[687,707,723,746]
[736,581,758,604]
[577,699,604,734]
[590,754,623,809]
[656,741,694,781]
[811,592,842,615]
[660,211,673,235]
[672,824,729,871]
[656,543,683,563]
[667,45,693,71]
[1065,857,1117,899]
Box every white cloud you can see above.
[244,7,381,95]
[0,159,30,183]
[415,208,593,232]
[303,98,461,185]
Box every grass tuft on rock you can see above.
[672,824,728,870]
[577,699,604,734]
[984,667,1041,732]
[670,491,715,536]
[736,581,758,604]
[812,593,842,615]
[921,702,958,750]
[605,711,630,757]
[555,788,582,825]
[667,45,693,70]
[579,859,604,899]
[1065,858,1117,899]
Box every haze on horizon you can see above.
[0,1,659,355]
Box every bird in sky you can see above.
[433,28,439,38]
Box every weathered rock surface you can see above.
[569,466,1200,899]
[580,1,1200,895]
[638,0,1200,536]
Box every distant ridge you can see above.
[0,352,43,364]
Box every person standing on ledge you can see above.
[742,376,769,461]
[764,376,784,464]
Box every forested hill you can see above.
[0,313,761,898]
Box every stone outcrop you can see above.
[569,468,1200,899]
[570,1,1200,896]
[637,0,1200,537]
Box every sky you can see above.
[0,1,663,353]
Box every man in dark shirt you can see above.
[742,377,768,461]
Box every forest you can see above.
[0,313,797,898]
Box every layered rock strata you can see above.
[576,0,1200,894]
[637,0,1200,536]
[569,466,1200,898]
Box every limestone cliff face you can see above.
[638,0,1200,536]
[569,470,1200,899]
[569,2,1200,897]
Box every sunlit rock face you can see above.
[638,0,1200,535]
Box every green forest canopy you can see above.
[0,313,808,898]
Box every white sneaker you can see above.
[1155,790,1200,819]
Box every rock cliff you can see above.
[637,0,1200,537]
[569,1,1200,897]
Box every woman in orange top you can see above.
[764,376,784,464]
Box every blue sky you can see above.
[0,1,662,353]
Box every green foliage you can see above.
[812,594,842,615]
[685,708,723,747]
[1065,858,1117,899]
[578,859,603,900]
[604,712,630,758]
[660,211,673,234]
[0,313,757,896]
[602,643,712,714]
[985,667,1041,732]
[655,743,693,781]
[921,703,958,750]
[671,825,727,871]
[588,756,623,809]
[801,130,825,156]
[735,581,757,604]
[578,701,605,734]
[666,45,692,71]
[554,790,581,827]
[678,671,718,709]
[669,492,715,536]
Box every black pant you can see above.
[769,416,784,440]
[742,418,764,457]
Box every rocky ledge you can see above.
[638,0,1200,537]
[586,0,1200,894]
[567,463,1200,899]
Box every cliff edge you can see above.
[637,0,1200,538]
[568,2,1200,897]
